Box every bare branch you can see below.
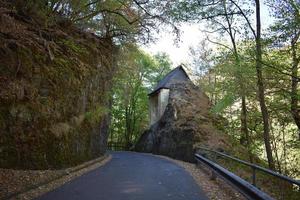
[247,55,300,81]
[196,0,221,7]
[206,36,232,50]
[74,9,139,25]
[198,12,242,21]
[228,0,256,38]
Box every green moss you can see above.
[0,12,114,169]
[33,52,47,62]
[85,106,109,125]
[53,57,72,67]
[59,39,87,55]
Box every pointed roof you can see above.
[149,65,191,96]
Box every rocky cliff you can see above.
[0,5,116,169]
[135,82,231,162]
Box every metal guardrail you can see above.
[197,147,300,187]
[195,147,300,200]
[195,153,274,200]
[107,142,127,151]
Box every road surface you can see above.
[36,151,208,200]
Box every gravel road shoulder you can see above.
[0,155,111,200]
[155,154,246,200]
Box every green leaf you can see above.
[211,94,236,113]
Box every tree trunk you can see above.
[270,121,281,173]
[241,96,253,162]
[254,0,275,170]
[290,37,300,140]
[222,0,252,161]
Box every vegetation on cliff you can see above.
[0,2,116,169]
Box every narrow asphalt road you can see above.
[36,151,208,200]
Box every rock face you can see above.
[0,5,116,169]
[136,82,228,162]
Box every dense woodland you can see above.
[186,0,300,179]
[1,0,300,179]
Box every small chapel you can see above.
[148,65,192,125]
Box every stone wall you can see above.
[0,8,116,169]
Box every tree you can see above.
[253,0,275,170]
[11,0,177,43]
[109,45,171,148]
[218,0,252,159]
[180,0,255,161]
[269,0,300,140]
[170,0,275,169]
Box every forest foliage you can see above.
[184,0,300,179]
[109,47,172,148]
[4,0,300,180]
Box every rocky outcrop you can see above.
[135,82,229,162]
[0,6,116,169]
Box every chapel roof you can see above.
[149,65,191,96]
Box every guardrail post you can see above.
[279,180,284,200]
[196,159,201,168]
[252,166,256,186]
[210,170,217,180]
[211,152,217,180]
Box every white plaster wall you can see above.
[149,89,170,126]
[158,89,169,118]
[149,95,158,125]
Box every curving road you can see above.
[36,151,208,200]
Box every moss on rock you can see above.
[0,6,115,169]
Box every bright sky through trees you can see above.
[142,1,274,67]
